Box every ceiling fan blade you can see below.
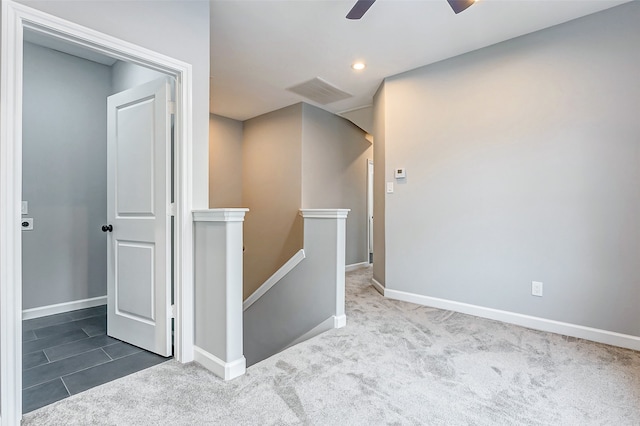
[346,0,376,20]
[447,0,476,14]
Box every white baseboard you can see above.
[371,278,385,296]
[345,261,369,272]
[384,288,640,352]
[22,296,107,320]
[193,346,246,381]
[334,314,346,328]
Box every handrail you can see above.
[243,249,306,311]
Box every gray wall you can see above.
[17,0,211,208]
[242,104,304,300]
[340,106,373,134]
[22,42,111,309]
[244,215,344,366]
[377,2,640,336]
[301,103,372,266]
[111,60,166,95]
[241,103,373,299]
[209,114,243,208]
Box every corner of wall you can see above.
[241,104,304,299]
[372,82,386,287]
[209,113,243,208]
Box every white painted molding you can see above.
[371,278,385,295]
[193,208,249,222]
[334,314,347,328]
[346,261,369,272]
[1,2,25,423]
[333,217,347,321]
[384,288,640,352]
[193,346,246,381]
[243,249,305,311]
[22,296,107,320]
[1,2,197,419]
[299,209,350,219]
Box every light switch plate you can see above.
[386,182,394,193]
[21,201,28,215]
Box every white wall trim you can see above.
[384,288,640,352]
[371,278,385,295]
[334,314,347,328]
[346,261,369,272]
[299,209,350,219]
[0,2,196,422]
[243,249,305,311]
[22,296,107,320]
[193,346,246,381]
[1,2,25,423]
[193,208,249,222]
[174,62,194,365]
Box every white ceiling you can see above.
[210,0,629,122]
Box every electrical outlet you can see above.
[531,281,543,297]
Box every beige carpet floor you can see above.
[23,266,640,425]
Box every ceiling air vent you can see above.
[287,77,353,105]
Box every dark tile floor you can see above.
[22,305,170,413]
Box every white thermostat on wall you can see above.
[394,167,406,179]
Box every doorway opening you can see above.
[1,3,195,422]
[20,33,175,414]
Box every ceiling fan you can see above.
[346,0,476,19]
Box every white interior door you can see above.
[106,77,172,357]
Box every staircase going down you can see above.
[243,209,349,366]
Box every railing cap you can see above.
[193,208,249,222]
[299,209,350,219]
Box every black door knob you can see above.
[101,224,113,232]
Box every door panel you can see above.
[116,241,155,323]
[106,77,172,357]
[115,97,156,216]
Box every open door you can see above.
[105,77,173,357]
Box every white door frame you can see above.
[366,159,374,261]
[0,2,195,423]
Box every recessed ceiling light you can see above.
[352,62,366,71]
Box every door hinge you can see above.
[168,101,176,115]
[169,203,176,217]
[170,304,176,318]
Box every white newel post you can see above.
[299,209,350,328]
[192,208,248,380]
